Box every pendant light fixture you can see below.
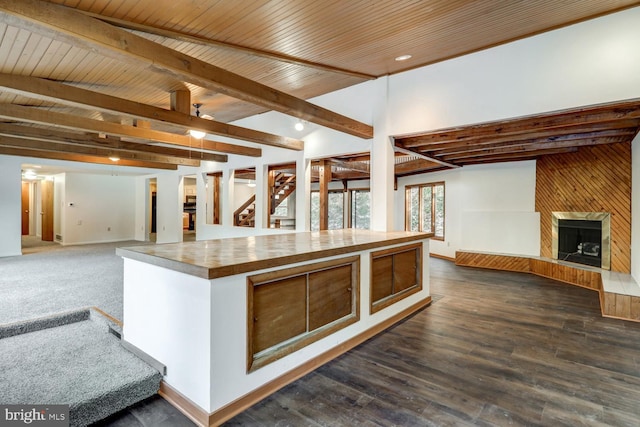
[189,103,206,139]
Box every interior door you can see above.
[21,182,30,235]
[41,180,54,241]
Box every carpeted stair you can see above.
[0,308,162,427]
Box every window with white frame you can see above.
[405,182,444,239]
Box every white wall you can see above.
[53,173,65,242]
[396,161,538,259]
[62,173,137,245]
[155,173,183,244]
[0,156,22,257]
[387,7,640,134]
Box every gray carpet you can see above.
[0,309,162,427]
[0,239,148,324]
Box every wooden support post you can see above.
[319,159,331,231]
[267,170,276,225]
[171,90,191,114]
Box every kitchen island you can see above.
[117,229,432,426]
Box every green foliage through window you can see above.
[310,189,370,231]
[405,182,444,239]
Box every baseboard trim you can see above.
[208,296,431,426]
[429,253,455,262]
[160,297,432,427]
[159,381,209,427]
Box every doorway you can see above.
[147,178,157,242]
[182,175,197,242]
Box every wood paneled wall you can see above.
[536,143,631,273]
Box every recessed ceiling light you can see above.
[395,54,412,61]
[108,155,120,162]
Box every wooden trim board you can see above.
[159,382,209,427]
[429,253,456,262]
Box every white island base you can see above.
[117,229,432,426]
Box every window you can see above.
[311,189,371,231]
[349,189,370,229]
[405,182,444,239]
[310,191,344,231]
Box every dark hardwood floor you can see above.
[102,258,640,426]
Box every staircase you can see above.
[233,172,297,228]
[234,195,256,227]
[270,172,296,215]
[0,309,162,427]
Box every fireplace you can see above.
[551,212,610,270]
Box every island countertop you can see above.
[116,229,432,279]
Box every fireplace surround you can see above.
[551,212,610,270]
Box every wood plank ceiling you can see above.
[0,0,638,172]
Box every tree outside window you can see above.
[405,182,444,240]
[310,191,345,231]
[350,189,370,229]
[311,189,371,231]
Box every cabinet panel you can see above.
[252,276,307,354]
[371,255,393,302]
[309,264,353,331]
[394,249,418,293]
[370,243,423,314]
[248,256,359,371]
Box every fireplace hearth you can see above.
[552,212,610,270]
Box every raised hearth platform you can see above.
[455,251,640,322]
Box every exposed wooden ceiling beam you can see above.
[0,0,373,139]
[0,104,237,162]
[82,12,376,82]
[394,158,443,175]
[0,74,265,154]
[395,98,640,146]
[431,129,638,157]
[454,147,579,164]
[394,145,459,169]
[329,158,370,174]
[0,146,177,169]
[0,123,227,163]
[441,136,627,161]
[0,134,201,166]
[401,119,640,150]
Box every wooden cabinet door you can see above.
[21,182,30,235]
[41,180,54,241]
